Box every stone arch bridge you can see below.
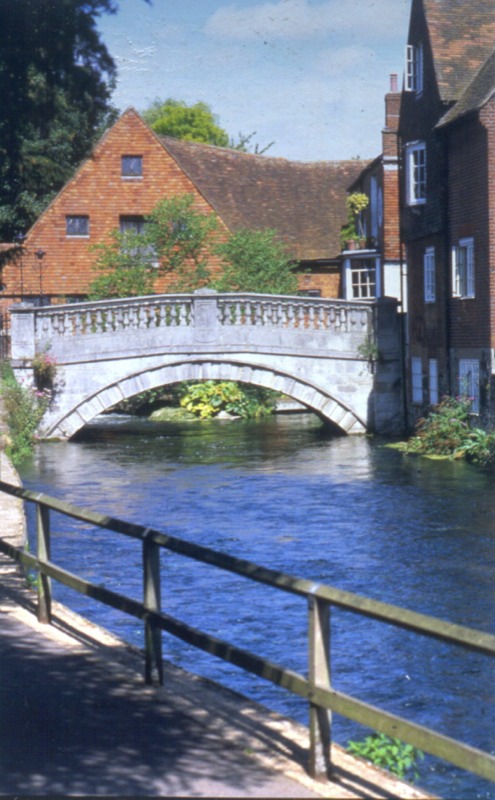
[10,290,404,439]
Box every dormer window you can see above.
[406,43,423,94]
[121,155,143,178]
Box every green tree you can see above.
[0,0,148,240]
[87,194,219,299]
[212,228,298,295]
[143,98,273,154]
[142,99,230,147]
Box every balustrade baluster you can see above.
[308,305,315,329]
[317,306,326,329]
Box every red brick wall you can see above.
[3,109,227,300]
[447,113,491,349]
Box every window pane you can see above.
[66,215,89,236]
[121,155,143,176]
[459,359,480,413]
[424,247,435,302]
[429,359,438,405]
[351,259,376,299]
[411,356,423,403]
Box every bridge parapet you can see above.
[10,290,373,359]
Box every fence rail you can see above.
[0,479,494,785]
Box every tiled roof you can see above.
[438,49,495,126]
[159,136,369,261]
[424,0,495,103]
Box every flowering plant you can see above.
[32,350,57,389]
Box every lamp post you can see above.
[13,233,25,300]
[35,249,46,304]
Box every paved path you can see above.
[0,452,430,798]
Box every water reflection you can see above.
[20,413,495,799]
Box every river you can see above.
[19,412,495,799]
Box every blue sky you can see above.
[98,0,411,162]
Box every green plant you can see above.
[347,733,423,782]
[0,365,50,464]
[87,194,219,299]
[212,227,298,295]
[32,347,57,390]
[178,381,276,420]
[357,336,379,363]
[340,191,369,248]
[399,395,495,465]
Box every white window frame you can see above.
[424,246,436,302]
[344,255,381,299]
[405,142,426,205]
[428,359,438,405]
[411,356,423,404]
[452,237,474,298]
[66,215,89,237]
[406,43,423,94]
[458,359,480,413]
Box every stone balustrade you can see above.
[11,290,373,358]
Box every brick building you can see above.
[399,0,495,422]
[341,75,402,306]
[0,108,368,322]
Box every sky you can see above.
[97,0,411,163]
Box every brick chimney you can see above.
[382,73,400,160]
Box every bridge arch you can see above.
[45,357,367,439]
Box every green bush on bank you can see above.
[347,732,423,783]
[398,396,495,465]
[0,362,49,465]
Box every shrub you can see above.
[178,381,276,420]
[347,733,423,782]
[1,364,50,464]
[399,395,495,465]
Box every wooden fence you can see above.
[0,479,494,785]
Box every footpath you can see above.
[0,450,432,798]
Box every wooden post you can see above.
[36,504,52,623]
[143,537,163,685]
[308,595,331,780]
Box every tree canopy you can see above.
[142,99,230,147]
[0,0,126,240]
[142,98,274,154]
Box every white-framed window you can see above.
[459,359,480,413]
[405,142,426,205]
[411,356,423,403]
[424,246,436,302]
[121,155,143,177]
[66,215,89,237]
[452,237,474,298]
[349,258,377,299]
[406,43,423,94]
[428,359,438,405]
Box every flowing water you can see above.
[19,413,495,799]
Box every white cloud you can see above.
[205,0,410,42]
